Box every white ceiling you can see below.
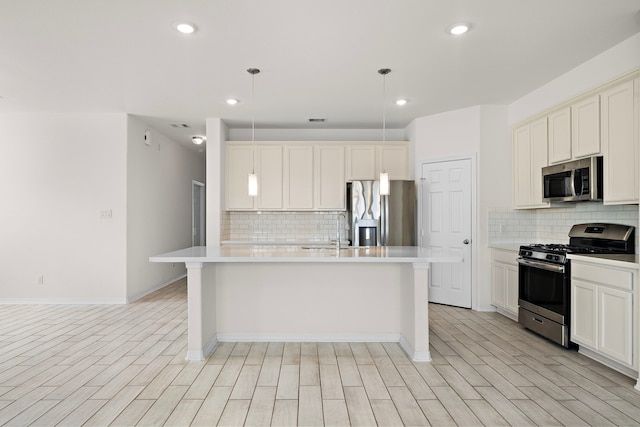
[1,0,639,152]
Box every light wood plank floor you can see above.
[2,279,640,426]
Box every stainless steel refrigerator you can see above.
[346,180,416,246]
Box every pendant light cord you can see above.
[247,68,260,173]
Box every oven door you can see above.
[517,258,569,325]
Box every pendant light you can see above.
[378,68,391,196]
[247,68,260,197]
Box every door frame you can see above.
[192,180,206,246]
[418,153,477,310]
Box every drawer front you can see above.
[571,262,633,291]
[492,249,518,265]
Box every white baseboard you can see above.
[578,346,638,380]
[0,297,127,305]
[399,335,432,362]
[127,274,187,303]
[216,333,402,343]
[185,335,219,361]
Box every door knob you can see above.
[463,239,470,245]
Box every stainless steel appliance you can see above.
[542,156,603,202]
[518,223,635,347]
[346,180,416,246]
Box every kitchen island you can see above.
[150,245,463,362]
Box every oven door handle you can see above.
[517,258,565,273]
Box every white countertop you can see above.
[150,245,464,264]
[567,253,640,269]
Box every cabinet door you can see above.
[314,145,345,210]
[284,145,314,209]
[514,118,548,208]
[602,79,638,204]
[505,264,519,315]
[257,145,283,210]
[491,262,506,308]
[345,145,376,181]
[571,279,597,349]
[572,95,600,158]
[513,125,532,208]
[548,107,571,164]
[380,145,409,180]
[225,145,255,210]
[598,286,633,366]
[530,117,548,207]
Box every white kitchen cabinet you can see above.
[572,94,601,158]
[257,145,283,210]
[283,145,314,210]
[570,260,636,369]
[345,142,411,181]
[602,78,638,205]
[379,144,410,180]
[345,145,377,180]
[314,145,345,210]
[571,279,598,349]
[225,144,255,210]
[548,97,601,165]
[513,117,549,209]
[548,107,572,164]
[491,248,519,320]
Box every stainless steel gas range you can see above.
[518,223,635,347]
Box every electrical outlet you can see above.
[100,209,113,219]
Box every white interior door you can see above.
[421,158,472,308]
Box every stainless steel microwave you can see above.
[542,156,603,202]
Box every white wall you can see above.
[510,32,640,124]
[206,118,228,245]
[126,116,206,301]
[0,113,128,302]
[408,105,511,311]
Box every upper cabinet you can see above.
[572,95,601,159]
[256,145,283,210]
[513,117,549,209]
[314,145,345,210]
[345,145,377,180]
[601,78,638,205]
[225,144,255,210]
[547,95,601,165]
[283,145,314,210]
[548,107,571,164]
[513,69,639,208]
[345,142,410,181]
[226,141,404,211]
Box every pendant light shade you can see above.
[247,67,260,197]
[248,173,258,196]
[379,172,390,195]
[378,68,391,196]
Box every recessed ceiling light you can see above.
[192,135,206,145]
[226,98,239,105]
[174,22,197,34]
[395,99,408,106]
[448,23,470,35]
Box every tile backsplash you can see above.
[488,203,638,245]
[222,211,348,243]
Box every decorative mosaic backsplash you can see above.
[488,202,639,246]
[222,211,349,243]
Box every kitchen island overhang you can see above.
[150,245,463,362]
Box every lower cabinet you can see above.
[570,260,636,370]
[491,248,519,320]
